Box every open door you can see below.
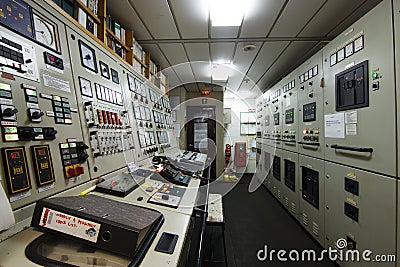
[186,106,216,179]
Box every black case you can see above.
[31,195,164,258]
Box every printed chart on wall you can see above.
[247,136,256,160]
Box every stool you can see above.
[206,194,227,266]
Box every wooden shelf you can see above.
[75,0,101,24]
[106,28,130,51]
[133,55,146,67]
[44,0,169,92]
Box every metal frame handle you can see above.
[330,144,373,153]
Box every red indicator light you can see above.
[11,152,20,159]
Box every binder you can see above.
[31,194,164,258]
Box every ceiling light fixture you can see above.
[210,0,245,27]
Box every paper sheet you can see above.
[0,183,15,231]
[325,113,345,138]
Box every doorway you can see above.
[186,106,217,179]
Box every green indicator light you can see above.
[372,72,379,79]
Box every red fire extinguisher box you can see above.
[235,142,246,167]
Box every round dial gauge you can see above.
[33,13,57,51]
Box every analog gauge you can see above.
[127,74,135,91]
[111,68,119,84]
[99,61,110,79]
[33,13,58,51]
[78,40,98,73]
[79,77,92,97]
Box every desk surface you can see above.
[0,209,191,267]
[0,163,205,267]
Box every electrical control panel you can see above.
[267,86,282,149]
[281,150,299,220]
[126,70,158,161]
[0,4,90,210]
[322,0,396,176]
[66,28,134,178]
[297,51,324,159]
[262,90,271,139]
[281,75,298,152]
[324,161,396,265]
[298,155,325,246]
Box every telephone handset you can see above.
[152,156,168,165]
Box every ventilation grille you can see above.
[302,213,308,226]
[291,203,296,214]
[312,222,319,237]
[284,197,289,208]
[277,190,281,200]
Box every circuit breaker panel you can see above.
[297,51,324,159]
[0,3,90,210]
[281,74,298,153]
[323,0,396,177]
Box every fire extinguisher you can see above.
[225,144,231,164]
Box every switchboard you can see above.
[281,150,299,220]
[323,0,396,176]
[66,28,134,178]
[269,148,283,203]
[0,5,90,211]
[297,51,324,159]
[265,86,282,149]
[324,161,396,267]
[281,75,298,153]
[298,155,325,246]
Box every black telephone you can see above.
[151,163,190,187]
[152,156,168,165]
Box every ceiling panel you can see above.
[232,42,262,74]
[129,0,179,39]
[257,42,319,90]
[246,41,289,82]
[226,70,247,91]
[210,43,236,63]
[171,64,196,85]
[211,27,240,39]
[240,0,286,38]
[168,0,209,38]
[190,62,212,83]
[185,43,210,62]
[159,43,189,65]
[327,0,383,37]
[298,0,365,37]
[162,68,181,90]
[269,0,326,37]
[107,0,152,40]
[238,78,256,92]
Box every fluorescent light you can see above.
[210,0,245,27]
